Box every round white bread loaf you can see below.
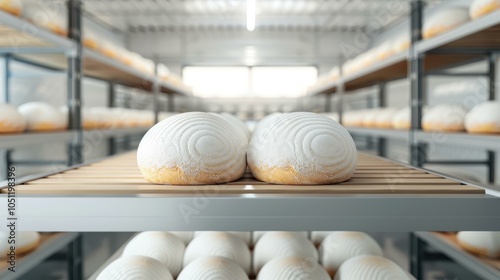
[423,8,470,39]
[18,102,66,131]
[184,232,251,274]
[0,103,26,133]
[96,255,173,280]
[457,231,500,258]
[422,104,468,132]
[248,112,357,184]
[0,231,40,256]
[257,256,330,280]
[0,0,22,16]
[253,231,318,274]
[465,101,500,133]
[177,256,249,280]
[169,231,194,245]
[319,232,383,276]
[220,113,250,140]
[334,255,415,280]
[361,109,383,128]
[194,231,251,246]
[122,231,185,277]
[311,231,333,246]
[374,108,399,129]
[137,112,247,184]
[470,0,500,19]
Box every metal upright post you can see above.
[337,55,345,125]
[4,54,11,103]
[167,93,174,112]
[377,82,387,157]
[67,0,83,166]
[487,52,496,183]
[410,233,424,280]
[409,0,425,167]
[153,64,160,123]
[67,234,83,280]
[107,82,116,155]
[325,93,332,112]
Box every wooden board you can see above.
[0,233,63,271]
[433,232,500,271]
[1,151,484,195]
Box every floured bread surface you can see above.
[0,231,40,256]
[0,103,26,133]
[465,101,500,133]
[423,8,470,39]
[422,104,468,132]
[248,112,357,185]
[96,255,173,280]
[177,256,249,280]
[257,256,330,280]
[334,255,415,280]
[137,112,247,184]
[457,231,500,258]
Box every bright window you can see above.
[183,66,317,98]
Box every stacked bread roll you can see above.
[18,102,66,131]
[470,0,500,19]
[96,231,417,279]
[423,8,470,39]
[457,231,500,258]
[247,112,357,185]
[422,104,468,132]
[465,101,500,134]
[137,112,247,184]
[0,103,26,133]
[0,231,40,256]
[0,0,22,16]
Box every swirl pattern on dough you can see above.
[319,232,383,276]
[137,112,247,184]
[122,232,185,277]
[334,255,415,280]
[257,256,330,280]
[177,257,249,280]
[184,232,251,274]
[253,231,318,273]
[248,112,357,184]
[97,256,173,280]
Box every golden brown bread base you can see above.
[140,165,246,185]
[457,239,500,259]
[471,2,500,19]
[466,123,500,134]
[249,164,352,185]
[422,122,464,132]
[0,122,24,133]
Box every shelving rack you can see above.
[0,233,82,280]
[411,232,500,280]
[0,1,192,178]
[312,1,500,185]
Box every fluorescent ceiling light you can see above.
[247,0,256,31]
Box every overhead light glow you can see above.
[247,0,256,31]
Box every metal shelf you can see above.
[0,233,80,280]
[415,232,500,280]
[347,127,409,141]
[159,80,192,96]
[0,128,149,149]
[416,131,500,151]
[307,80,338,96]
[416,10,500,54]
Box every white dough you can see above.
[257,256,330,280]
[194,231,251,246]
[0,103,26,132]
[424,8,470,39]
[465,101,500,133]
[470,0,500,19]
[169,231,194,245]
[0,231,40,255]
[457,231,500,258]
[422,104,468,132]
[122,232,185,277]
[184,232,251,274]
[320,232,383,276]
[177,256,249,280]
[252,231,308,246]
[18,102,66,131]
[96,255,173,280]
[334,255,415,280]
[253,231,318,273]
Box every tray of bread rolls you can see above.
[2,112,484,195]
[89,231,416,280]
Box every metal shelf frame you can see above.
[318,0,500,185]
[411,232,500,280]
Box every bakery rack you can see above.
[1,150,499,232]
[0,233,82,280]
[411,232,500,280]
[311,1,500,185]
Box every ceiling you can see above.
[82,0,421,33]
